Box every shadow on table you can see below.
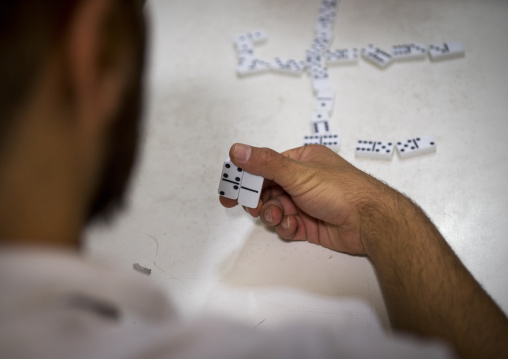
[216,220,390,329]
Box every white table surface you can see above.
[85,0,508,332]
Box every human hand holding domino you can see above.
[218,143,397,256]
[218,157,264,209]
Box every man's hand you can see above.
[219,143,395,256]
[219,143,508,359]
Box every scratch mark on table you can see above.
[133,228,177,280]
[254,319,266,329]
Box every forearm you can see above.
[363,189,508,359]
[225,144,508,357]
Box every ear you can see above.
[65,0,129,138]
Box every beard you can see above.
[85,73,143,224]
[85,3,146,225]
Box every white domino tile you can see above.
[428,42,465,61]
[311,37,332,53]
[234,29,267,46]
[361,45,393,68]
[303,134,340,150]
[392,43,427,61]
[235,41,254,59]
[313,78,332,93]
[311,111,331,134]
[355,140,395,160]
[311,67,331,92]
[306,50,324,71]
[315,29,334,43]
[271,57,306,75]
[325,48,359,65]
[315,22,334,36]
[218,158,244,200]
[238,172,264,208]
[237,55,254,69]
[234,35,252,49]
[237,59,271,76]
[315,90,335,114]
[246,29,268,44]
[396,136,437,159]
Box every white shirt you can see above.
[0,249,454,359]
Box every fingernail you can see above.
[281,216,290,229]
[234,144,251,163]
[264,209,273,223]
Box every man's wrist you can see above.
[358,184,413,260]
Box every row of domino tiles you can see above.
[219,0,463,207]
[232,0,464,159]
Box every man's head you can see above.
[0,0,146,246]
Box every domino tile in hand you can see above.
[218,157,244,200]
[396,136,437,159]
[428,42,465,61]
[271,57,306,76]
[315,89,335,114]
[311,111,331,134]
[325,48,359,65]
[238,172,264,208]
[362,45,393,68]
[392,43,426,61]
[355,140,395,160]
[303,134,340,150]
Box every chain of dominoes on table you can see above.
[220,0,462,207]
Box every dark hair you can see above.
[0,1,147,223]
[85,0,147,223]
[0,2,78,139]
[0,0,145,144]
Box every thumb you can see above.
[229,143,300,188]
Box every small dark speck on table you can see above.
[133,263,152,275]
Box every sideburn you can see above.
[85,0,147,225]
